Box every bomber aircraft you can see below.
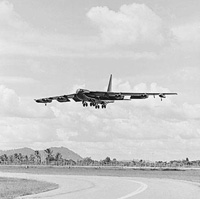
[35,75,177,109]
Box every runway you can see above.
[0,172,200,199]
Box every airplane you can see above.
[35,75,177,109]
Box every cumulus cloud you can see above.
[0,84,59,149]
[50,97,200,160]
[0,85,20,115]
[0,1,165,59]
[0,84,54,118]
[41,79,199,160]
[87,3,171,47]
[0,117,61,150]
[0,82,200,160]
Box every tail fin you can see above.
[107,74,112,92]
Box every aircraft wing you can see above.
[122,92,177,100]
[88,91,177,100]
[34,93,81,105]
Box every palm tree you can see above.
[44,148,53,165]
[9,155,14,164]
[0,155,3,164]
[82,157,94,166]
[34,150,41,165]
[0,154,8,165]
[18,153,23,164]
[55,152,62,166]
[29,154,35,164]
[24,155,29,165]
[14,153,19,164]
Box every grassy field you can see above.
[0,176,58,199]
[1,165,200,184]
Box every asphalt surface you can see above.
[0,172,200,199]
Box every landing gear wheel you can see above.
[102,104,106,109]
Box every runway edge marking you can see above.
[117,179,148,199]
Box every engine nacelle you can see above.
[159,93,166,101]
[131,94,148,99]
[57,96,70,102]
[114,94,124,100]
[159,94,166,98]
[35,98,52,103]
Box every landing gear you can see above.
[90,102,95,107]
[95,105,100,109]
[82,101,107,109]
[102,104,106,109]
[82,101,88,107]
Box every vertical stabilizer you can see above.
[107,74,112,92]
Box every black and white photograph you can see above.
[0,0,200,198]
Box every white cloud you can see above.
[0,1,91,57]
[182,103,200,119]
[0,1,164,59]
[0,1,199,160]
[87,3,171,47]
[172,22,200,42]
[0,84,54,118]
[0,117,61,149]
[0,84,59,149]
[0,76,38,84]
[0,82,200,160]
[0,0,28,30]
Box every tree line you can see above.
[1,150,200,168]
[0,148,75,166]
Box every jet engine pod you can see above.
[131,94,148,99]
[114,94,124,100]
[57,96,70,102]
[159,93,166,101]
[35,98,52,103]
[159,93,166,98]
[142,94,149,99]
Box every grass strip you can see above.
[0,177,58,199]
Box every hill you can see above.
[39,147,83,161]
[0,147,34,157]
[0,147,82,162]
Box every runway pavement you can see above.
[0,172,200,199]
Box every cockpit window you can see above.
[76,89,89,94]
[76,89,82,93]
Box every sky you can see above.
[0,0,200,161]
